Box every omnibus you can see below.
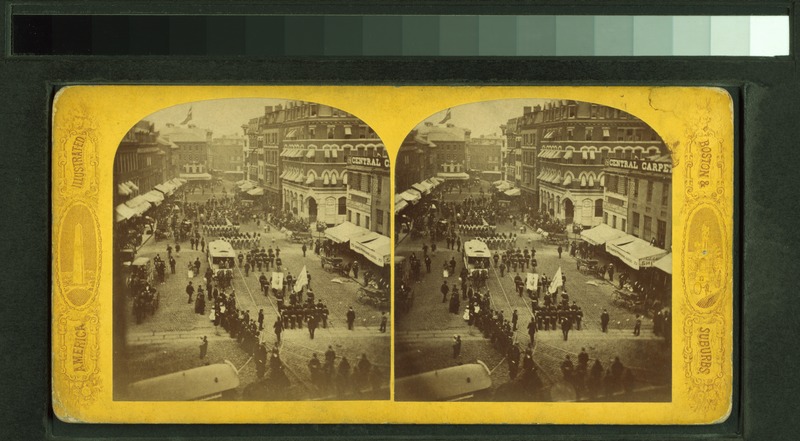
[395,361,492,401]
[207,239,236,272]
[125,361,240,401]
[463,239,491,276]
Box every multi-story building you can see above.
[416,122,470,179]
[346,152,391,236]
[396,131,437,193]
[523,101,666,228]
[466,134,504,180]
[514,108,542,207]
[604,155,672,249]
[115,120,168,204]
[159,123,213,180]
[267,101,383,225]
[210,134,245,181]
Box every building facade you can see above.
[604,156,672,249]
[115,120,168,204]
[515,101,667,229]
[346,154,391,235]
[466,134,504,180]
[210,134,245,180]
[416,122,470,178]
[159,123,213,179]
[396,130,438,193]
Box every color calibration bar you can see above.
[12,15,789,57]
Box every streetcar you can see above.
[207,239,236,271]
[395,361,492,401]
[462,239,491,277]
[125,361,240,401]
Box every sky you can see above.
[141,98,289,138]
[418,98,551,138]
[140,97,555,139]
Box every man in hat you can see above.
[452,335,462,358]
[346,307,356,330]
[199,336,208,359]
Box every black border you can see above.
[5,0,795,439]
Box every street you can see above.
[395,181,671,401]
[116,183,390,401]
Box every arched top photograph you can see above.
[112,97,391,402]
[394,97,673,403]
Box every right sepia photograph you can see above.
[394,99,672,402]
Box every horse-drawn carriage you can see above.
[357,285,390,310]
[577,258,605,279]
[612,289,644,313]
[321,256,348,276]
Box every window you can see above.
[633,180,639,198]
[585,127,593,141]
[567,127,574,140]
[347,209,352,222]
[643,215,652,239]
[308,126,316,138]
[365,216,370,230]
[632,212,640,230]
[603,212,608,224]
[661,181,670,205]
[568,105,576,118]
[591,105,598,119]
[377,210,384,225]
[646,181,653,202]
[621,218,627,232]
[338,197,347,215]
[657,220,667,247]
[356,212,361,226]
[612,215,617,229]
[621,176,628,196]
[377,176,382,195]
[595,199,603,217]
[327,126,335,139]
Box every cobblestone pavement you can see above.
[394,183,671,401]
[116,186,390,400]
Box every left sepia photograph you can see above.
[112,98,391,401]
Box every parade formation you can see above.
[395,101,672,402]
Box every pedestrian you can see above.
[425,255,431,273]
[633,314,641,336]
[527,319,537,345]
[169,256,176,274]
[258,309,264,331]
[557,245,563,259]
[601,309,610,332]
[452,335,462,358]
[308,313,318,339]
[561,315,572,341]
[512,309,519,331]
[273,317,283,344]
[186,281,194,304]
[346,307,356,330]
[441,281,449,303]
[302,243,307,257]
[607,263,615,282]
[379,312,387,333]
[199,336,208,359]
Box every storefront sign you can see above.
[348,156,390,170]
[605,158,672,174]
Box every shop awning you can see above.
[115,203,138,222]
[127,181,139,192]
[436,172,470,180]
[324,221,371,244]
[653,253,672,275]
[504,188,521,196]
[492,180,504,186]
[247,187,265,196]
[395,199,409,213]
[544,130,554,139]
[239,181,256,191]
[580,223,629,246]
[154,182,175,195]
[496,182,512,191]
[411,182,430,195]
[606,235,668,270]
[118,182,133,196]
[398,189,421,203]
[424,177,440,188]
[350,233,391,267]
[179,173,212,181]
[142,190,165,205]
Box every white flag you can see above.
[526,273,539,291]
[272,272,284,290]
[548,267,563,294]
[294,265,308,293]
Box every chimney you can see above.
[523,106,532,114]
[264,106,273,115]
[276,104,283,111]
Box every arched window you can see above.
[338,196,347,215]
[594,199,603,217]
